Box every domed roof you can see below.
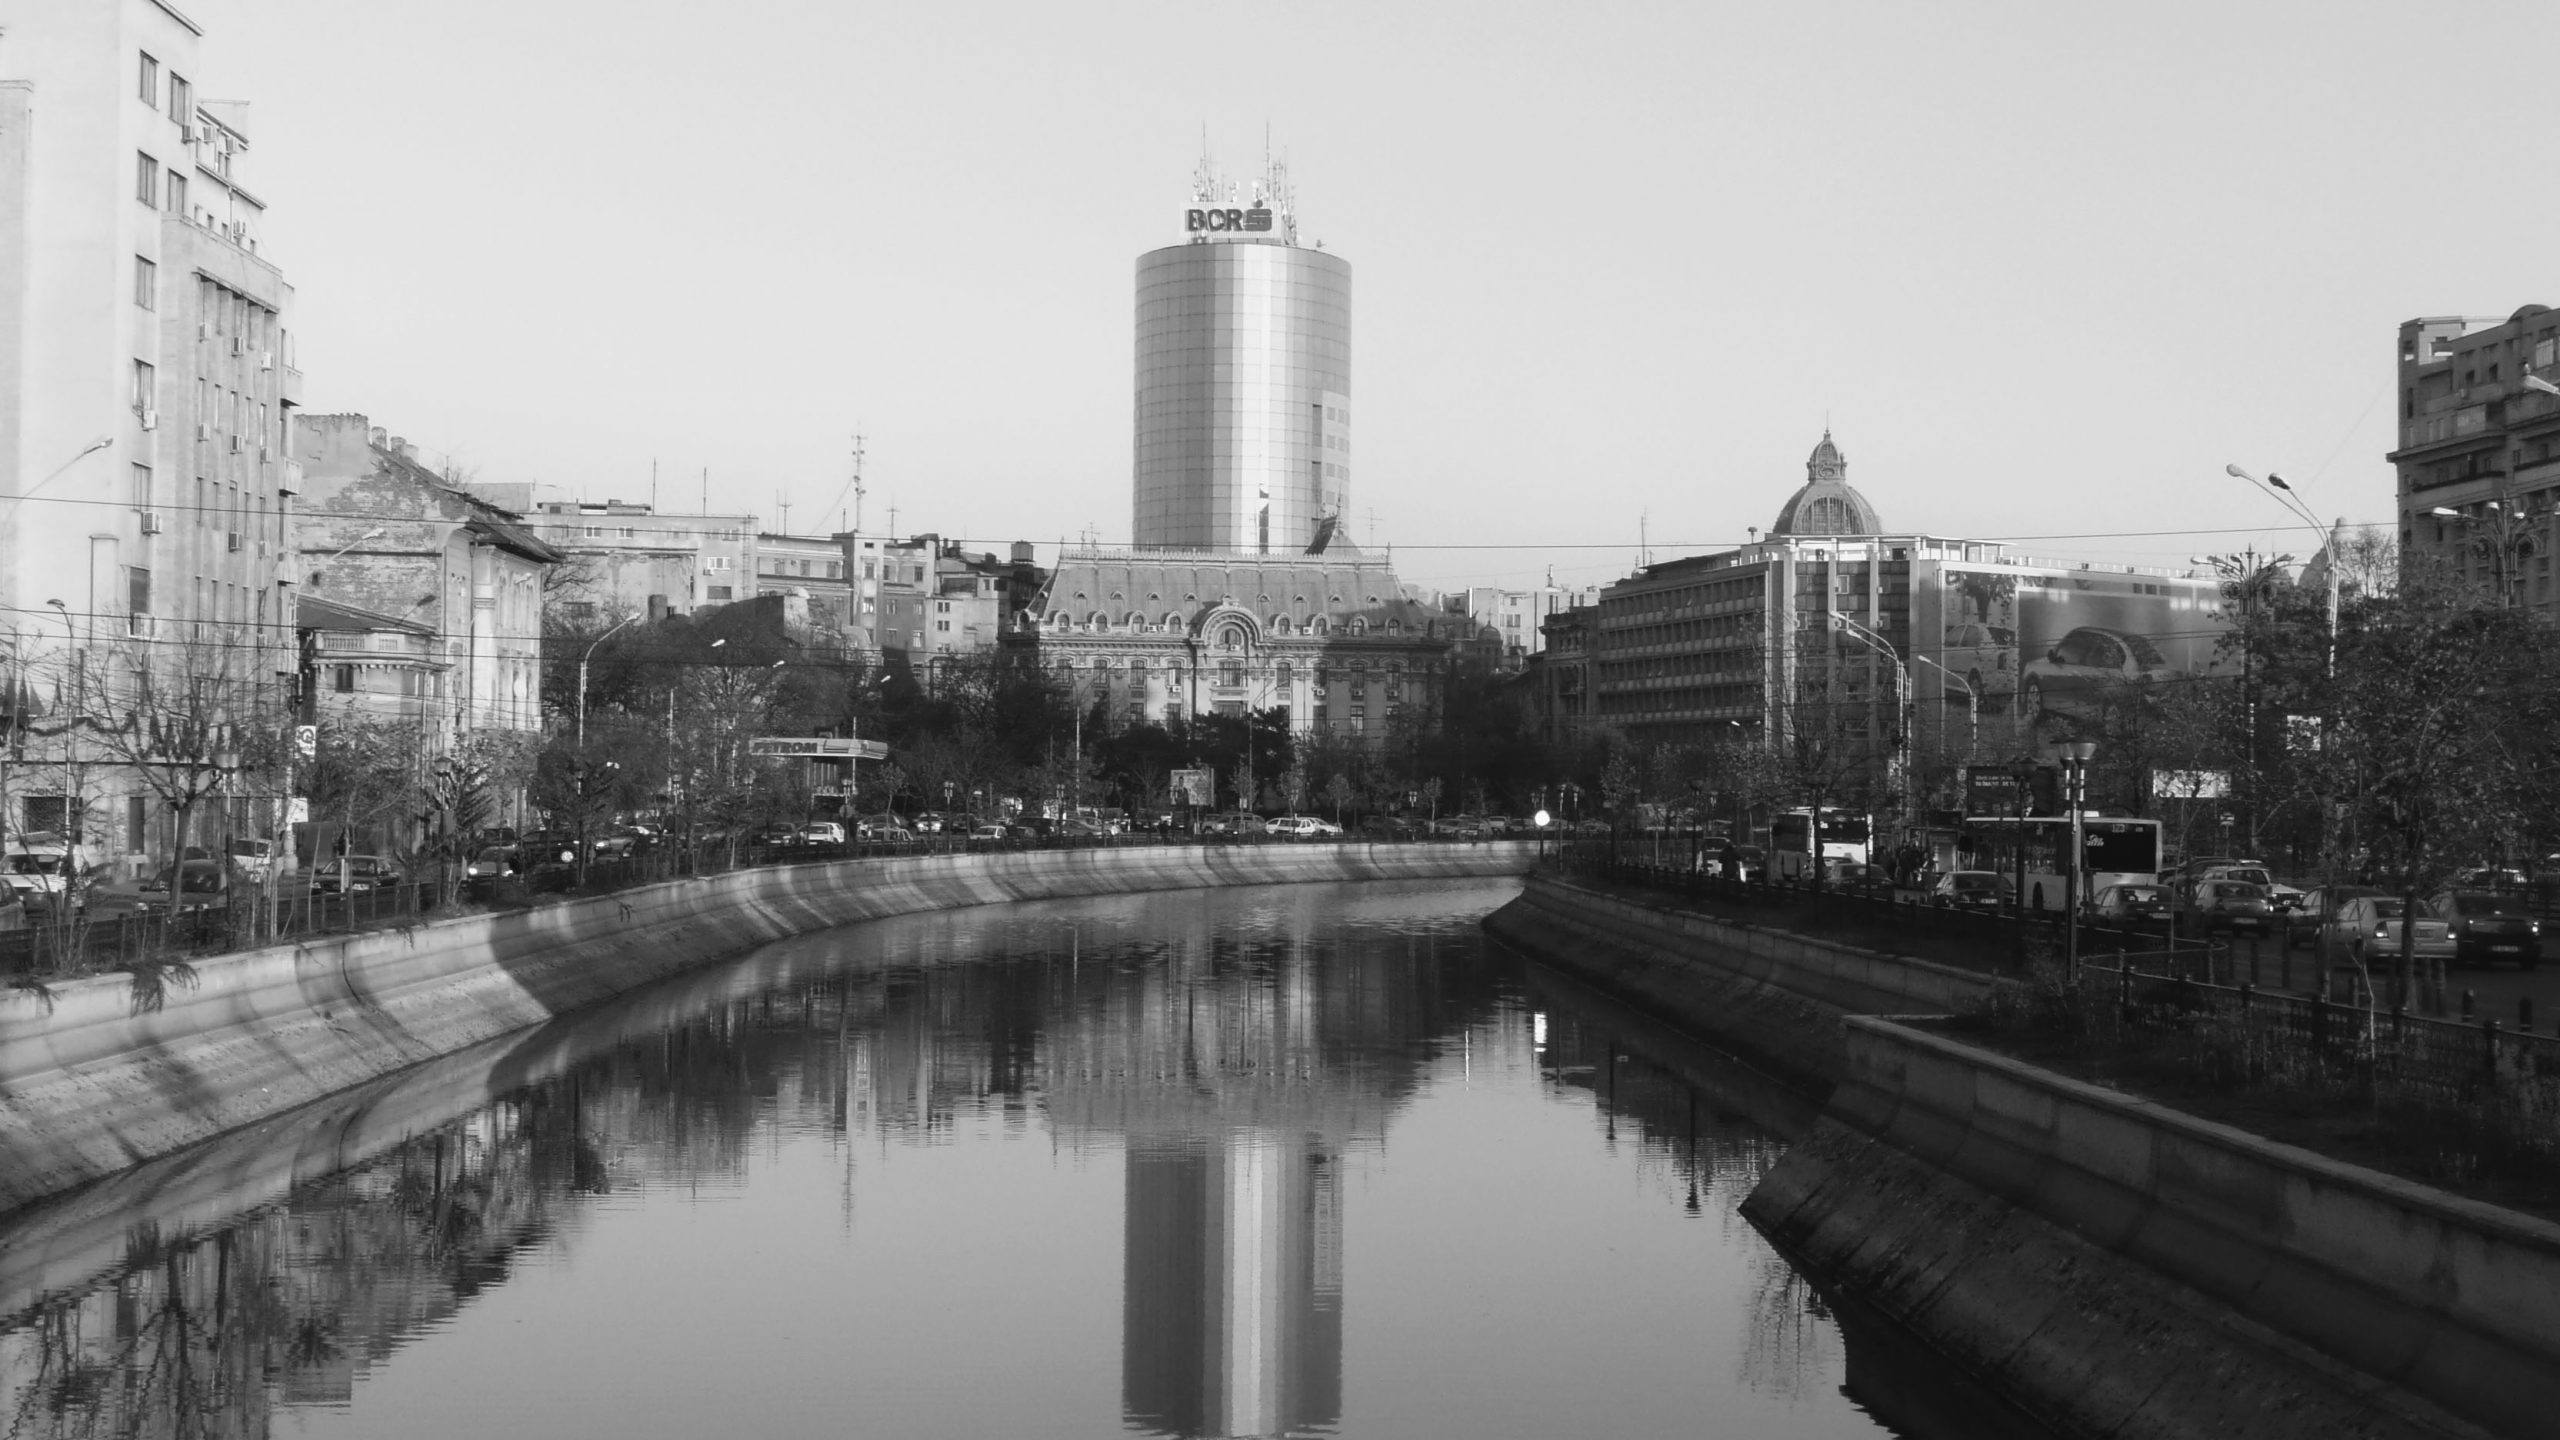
[1769,430,1884,537]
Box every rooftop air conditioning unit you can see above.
[227,532,242,552]
[139,511,163,534]
[259,350,274,370]
[139,408,157,430]
[195,422,211,440]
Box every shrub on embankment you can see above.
[1950,957,2560,1222]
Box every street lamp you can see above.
[2060,740,2098,977]
[1831,613,1911,818]
[2427,503,2531,607]
[294,526,388,586]
[2227,465,2341,676]
[573,615,637,884]
[1910,652,1977,767]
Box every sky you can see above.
[191,0,2560,595]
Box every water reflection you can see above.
[0,881,1949,1439]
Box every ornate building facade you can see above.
[1030,546,1449,741]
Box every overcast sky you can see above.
[196,0,2560,594]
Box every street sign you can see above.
[748,736,888,760]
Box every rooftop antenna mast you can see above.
[849,433,866,533]
[776,490,793,535]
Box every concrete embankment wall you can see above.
[0,842,1532,1218]
[1745,1018,2559,1440]
[1480,871,1992,1092]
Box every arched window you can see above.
[1049,611,1070,630]
[1385,619,1402,636]
[1348,617,1368,635]
[1218,622,1247,649]
[1311,616,1330,636]
[1276,661,1294,689]
[1164,611,1183,630]
[1270,614,1291,635]
[1127,611,1146,628]
[1090,611,1109,629]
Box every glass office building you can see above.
[1133,242,1353,553]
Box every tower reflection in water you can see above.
[1039,916,1382,1438]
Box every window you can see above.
[827,562,841,578]
[130,463,152,507]
[332,665,356,693]
[131,359,155,414]
[138,52,159,105]
[707,585,733,600]
[136,152,159,206]
[134,255,156,310]
[128,797,148,851]
[168,73,192,125]
[165,170,186,214]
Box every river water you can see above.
[0,877,2034,1439]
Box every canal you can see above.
[0,877,2044,1439]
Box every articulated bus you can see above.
[1959,815,2163,912]
[1771,808,1871,883]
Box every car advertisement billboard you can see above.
[1919,562,2232,729]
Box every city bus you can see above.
[1771,808,1871,883]
[1958,815,2162,912]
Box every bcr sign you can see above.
[1185,206,1273,236]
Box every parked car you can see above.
[2428,889,2543,969]
[225,837,278,882]
[1197,812,1267,837]
[91,860,230,918]
[1051,817,1108,839]
[2020,626,2180,719]
[857,819,914,842]
[2287,885,2384,948]
[2090,882,2173,922]
[1265,815,1343,838]
[311,855,403,894]
[1361,815,1425,841]
[2331,896,2456,968]
[2185,879,2275,936]
[5,838,100,917]
[798,822,848,846]
[1929,870,2015,910]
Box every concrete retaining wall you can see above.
[1481,872,1993,1091]
[1745,1018,2558,1440]
[0,842,1532,1218]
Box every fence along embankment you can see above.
[1481,870,1994,1092]
[0,842,1534,1218]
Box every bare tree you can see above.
[85,624,287,885]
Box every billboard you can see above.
[1921,561,2232,731]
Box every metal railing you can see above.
[2081,952,2560,1107]
[0,826,1519,985]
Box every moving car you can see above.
[2287,885,2383,948]
[310,855,403,894]
[2021,626,2179,719]
[2331,896,2455,968]
[1824,860,1892,888]
[465,846,523,881]
[2090,882,2172,922]
[799,822,848,846]
[2185,880,2275,936]
[2428,889,2542,969]
[857,819,913,842]
[1929,870,2015,910]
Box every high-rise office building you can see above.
[2390,308,2560,615]
[1132,156,1351,554]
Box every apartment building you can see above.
[512,497,757,620]
[2390,307,2560,614]
[0,1,303,868]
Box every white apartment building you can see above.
[0,1,303,869]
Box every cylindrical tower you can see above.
[1133,241,1352,553]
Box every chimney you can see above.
[399,441,419,462]
[369,427,387,448]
